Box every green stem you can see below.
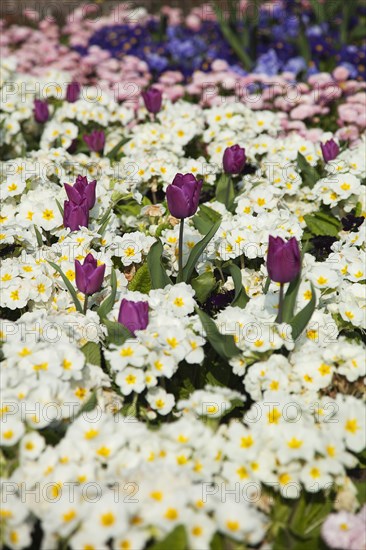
[83,294,89,315]
[276,283,284,324]
[225,174,231,210]
[177,218,184,283]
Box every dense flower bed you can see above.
[1,2,366,550]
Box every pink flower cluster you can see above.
[321,506,366,550]
[1,3,365,141]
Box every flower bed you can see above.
[0,2,365,550]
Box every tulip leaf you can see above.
[33,225,43,247]
[97,205,112,235]
[289,284,317,340]
[147,239,172,289]
[297,153,320,189]
[182,220,221,283]
[223,263,249,308]
[150,525,187,550]
[195,307,241,360]
[103,319,132,346]
[106,136,130,160]
[193,204,222,235]
[47,261,83,313]
[97,268,117,320]
[191,271,217,303]
[81,341,101,366]
[304,211,341,237]
[129,263,151,294]
[216,173,235,211]
[281,274,301,323]
[55,199,64,217]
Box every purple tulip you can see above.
[166,173,202,219]
[75,254,105,295]
[33,99,49,123]
[267,236,301,284]
[66,81,81,103]
[63,199,89,232]
[142,87,163,114]
[83,130,105,153]
[320,139,339,163]
[118,299,149,335]
[64,175,97,210]
[223,145,246,174]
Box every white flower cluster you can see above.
[1,66,365,549]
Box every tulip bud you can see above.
[75,254,105,295]
[267,236,301,284]
[166,173,202,219]
[83,130,105,153]
[33,99,49,123]
[64,175,97,210]
[320,139,339,163]
[118,299,149,335]
[142,87,163,114]
[63,199,89,232]
[223,144,246,175]
[66,81,81,103]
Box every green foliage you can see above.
[193,204,222,235]
[304,211,341,237]
[129,263,152,294]
[289,284,317,340]
[149,526,187,550]
[297,153,320,189]
[98,268,117,319]
[191,271,217,303]
[33,225,43,247]
[147,240,172,289]
[223,263,249,308]
[182,220,221,283]
[48,261,83,313]
[215,173,235,211]
[81,341,101,366]
[103,319,132,346]
[196,307,241,360]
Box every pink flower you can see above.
[321,511,360,549]
[333,66,350,81]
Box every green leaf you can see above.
[210,532,223,550]
[128,263,151,294]
[97,205,113,236]
[304,211,341,237]
[147,240,172,289]
[196,307,241,360]
[78,390,98,415]
[106,136,130,160]
[355,202,363,217]
[191,271,217,303]
[263,276,270,294]
[297,153,320,188]
[223,263,249,308]
[97,268,117,320]
[182,220,221,283]
[33,225,43,247]
[150,525,187,550]
[48,261,83,313]
[215,173,235,211]
[289,284,317,340]
[103,319,132,346]
[350,25,366,41]
[281,274,301,323]
[81,341,101,366]
[193,204,222,235]
[55,199,64,217]
[354,480,366,505]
